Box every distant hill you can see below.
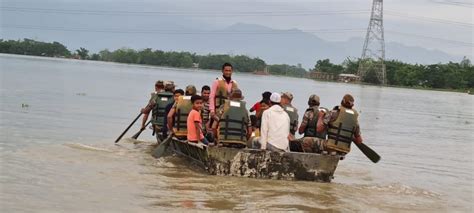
[2,19,463,68]
[185,23,462,68]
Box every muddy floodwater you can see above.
[1,54,473,212]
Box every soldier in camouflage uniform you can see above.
[293,94,328,153]
[140,80,165,130]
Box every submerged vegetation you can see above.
[1,38,472,91]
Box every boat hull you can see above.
[161,138,340,182]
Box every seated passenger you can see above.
[200,85,211,134]
[213,88,252,147]
[293,94,327,153]
[187,95,208,145]
[167,85,197,139]
[259,93,290,152]
[162,89,184,139]
[249,91,271,113]
[280,92,299,140]
[322,94,363,155]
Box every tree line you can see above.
[0,39,269,73]
[313,58,473,90]
[1,38,472,91]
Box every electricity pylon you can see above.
[358,0,386,84]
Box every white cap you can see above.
[270,92,281,103]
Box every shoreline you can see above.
[309,78,471,94]
[1,53,470,94]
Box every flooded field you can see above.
[1,54,472,212]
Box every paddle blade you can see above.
[132,120,152,140]
[354,142,381,163]
[152,135,173,158]
[131,130,142,139]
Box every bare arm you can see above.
[209,80,218,113]
[167,108,176,132]
[141,113,149,129]
[298,112,308,135]
[249,105,255,112]
[141,101,153,129]
[194,121,202,142]
[246,126,252,140]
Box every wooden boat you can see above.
[153,136,341,183]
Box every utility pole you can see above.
[358,0,386,84]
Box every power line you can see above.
[385,10,473,28]
[429,0,474,8]
[2,6,472,28]
[2,24,472,47]
[1,24,365,34]
[0,7,369,17]
[385,30,474,46]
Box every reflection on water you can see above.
[0,54,473,211]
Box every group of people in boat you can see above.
[140,62,363,156]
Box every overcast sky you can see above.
[1,0,472,58]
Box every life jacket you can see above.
[283,105,298,135]
[326,106,359,154]
[214,77,238,109]
[173,96,192,138]
[218,100,248,146]
[303,106,327,139]
[151,92,174,129]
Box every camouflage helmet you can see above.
[230,88,243,100]
[155,80,164,87]
[185,85,197,95]
[281,92,294,101]
[164,81,175,91]
[341,94,354,108]
[308,94,320,106]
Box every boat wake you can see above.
[356,182,441,198]
[64,143,115,153]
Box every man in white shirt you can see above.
[259,92,291,152]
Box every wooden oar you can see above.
[354,142,381,163]
[131,120,152,140]
[152,134,173,158]
[114,112,142,143]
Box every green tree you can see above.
[314,59,344,76]
[90,53,100,60]
[342,58,359,74]
[76,47,89,59]
[363,66,381,84]
[268,64,307,77]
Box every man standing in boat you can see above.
[295,94,327,153]
[209,63,238,135]
[140,80,164,131]
[259,92,290,152]
[140,80,174,141]
[321,94,363,155]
